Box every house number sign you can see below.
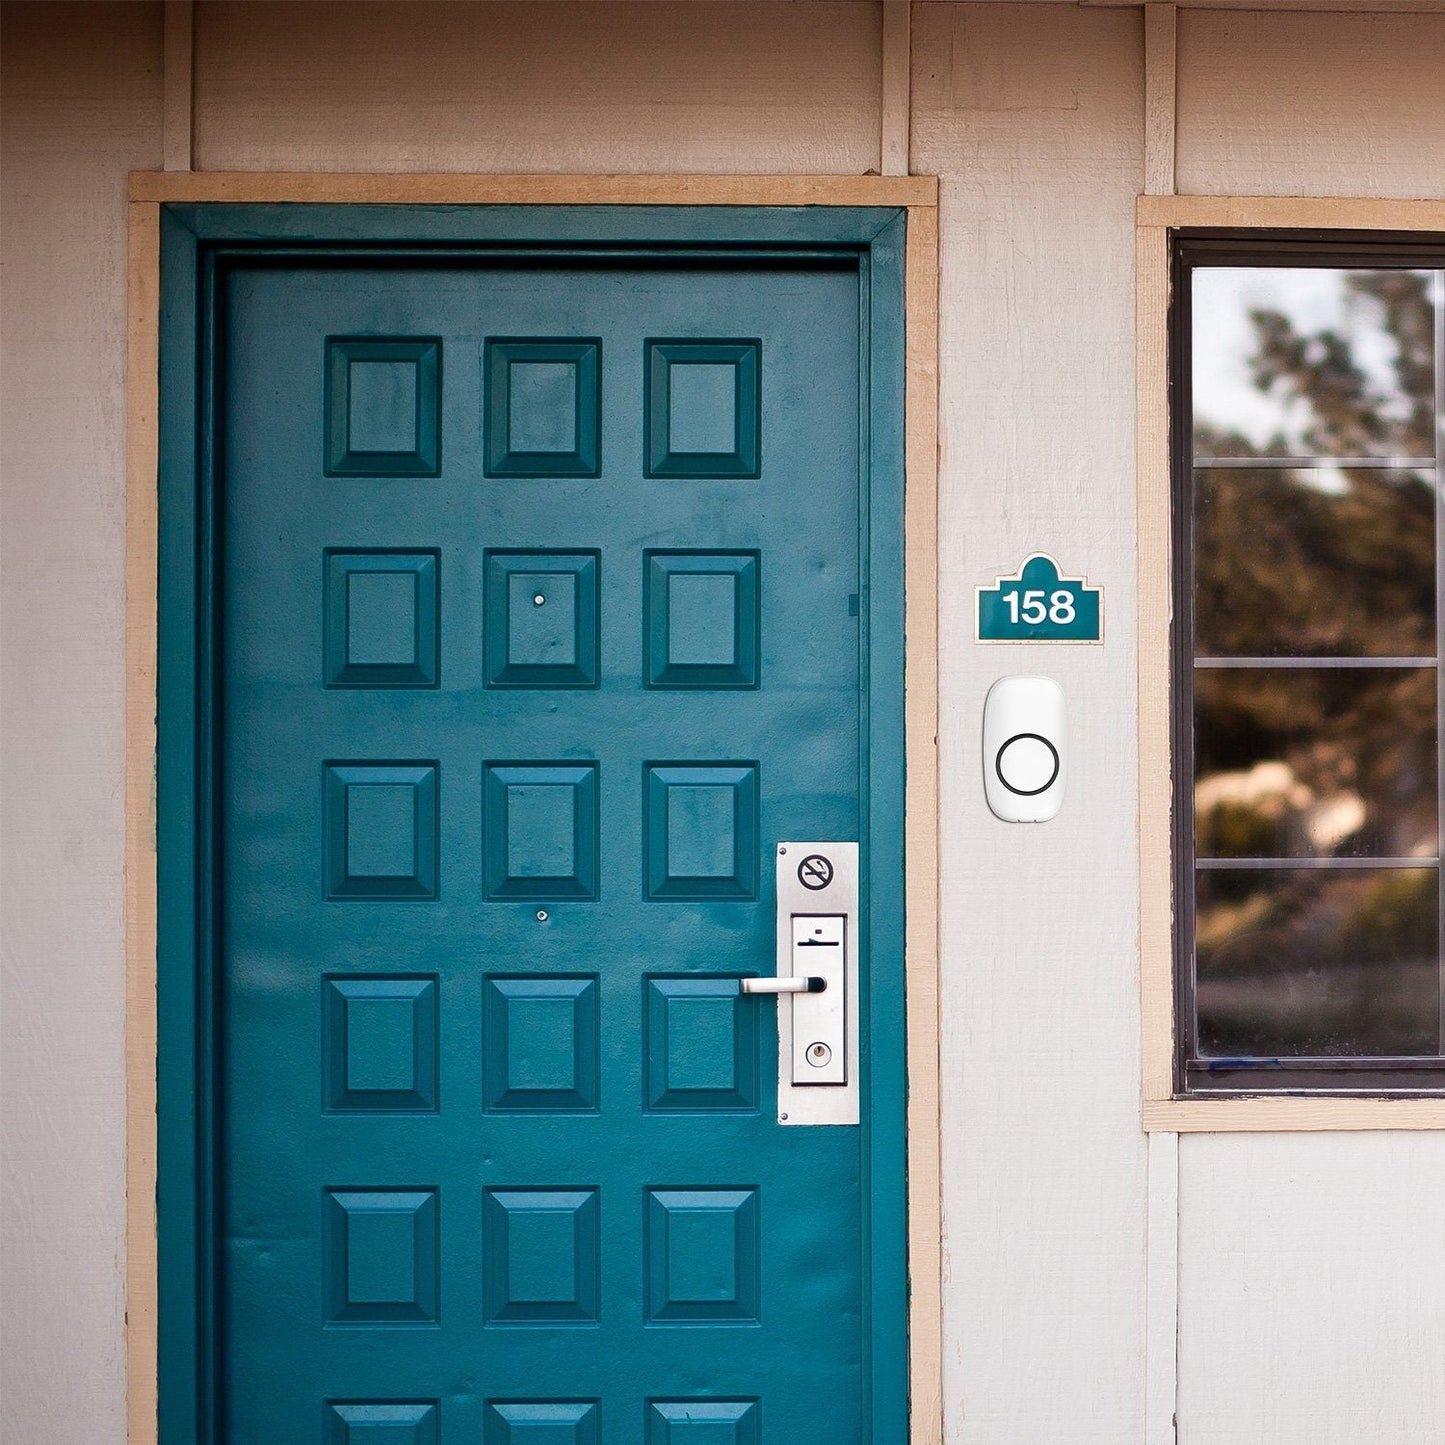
[975,553,1104,644]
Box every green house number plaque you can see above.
[976,553,1104,643]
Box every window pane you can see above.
[1195,667,1438,858]
[1195,867,1440,1058]
[1194,466,1436,656]
[1192,268,1437,460]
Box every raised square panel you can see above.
[644,552,759,690]
[483,1401,600,1444]
[645,977,757,1113]
[485,552,600,689]
[484,339,601,477]
[325,976,438,1113]
[325,338,441,477]
[483,1189,600,1325]
[324,764,438,901]
[484,976,599,1113]
[324,551,439,688]
[645,340,760,479]
[326,1401,438,1444]
[324,1190,438,1326]
[646,1400,760,1443]
[483,763,599,901]
[646,1189,759,1326]
[645,765,758,901]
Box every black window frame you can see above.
[1171,229,1445,1096]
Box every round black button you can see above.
[995,732,1060,796]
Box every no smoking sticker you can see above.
[797,855,834,890]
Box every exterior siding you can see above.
[191,0,884,174]
[912,6,1151,1440]
[1177,9,1445,200]
[0,6,163,1443]
[2,3,1443,1441]
[1173,13,1445,1442]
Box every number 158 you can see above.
[1002,589,1076,625]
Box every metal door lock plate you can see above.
[774,842,859,1126]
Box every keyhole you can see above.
[807,1042,832,1067]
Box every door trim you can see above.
[125,173,939,1444]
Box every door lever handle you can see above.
[739,976,827,995]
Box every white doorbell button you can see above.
[983,676,1066,822]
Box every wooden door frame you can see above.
[125,172,940,1443]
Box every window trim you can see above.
[1136,194,1445,1132]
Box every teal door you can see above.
[159,206,907,1443]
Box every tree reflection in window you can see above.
[1178,246,1445,1088]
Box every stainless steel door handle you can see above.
[739,976,826,995]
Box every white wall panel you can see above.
[1173,18,1445,1444]
[1177,9,1445,199]
[912,7,1149,1440]
[192,0,882,175]
[1179,1133,1445,1444]
[0,4,163,1442]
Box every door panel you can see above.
[214,252,891,1440]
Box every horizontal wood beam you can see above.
[1147,1099,1445,1132]
[1137,193,1445,229]
[129,171,938,208]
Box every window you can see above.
[1173,234,1445,1095]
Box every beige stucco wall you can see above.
[1,5,162,1441]
[190,0,884,173]
[2,4,1443,1442]
[1177,7,1445,199]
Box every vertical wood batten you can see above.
[904,199,942,1445]
[162,1,194,172]
[881,0,912,177]
[125,199,161,1445]
[1136,217,1175,1109]
[1144,4,1177,197]
[1146,1131,1180,1444]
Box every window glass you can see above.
[1194,667,1437,859]
[1179,244,1445,1093]
[1192,268,1436,460]
[1193,466,1435,656]
[1195,867,1440,1057]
